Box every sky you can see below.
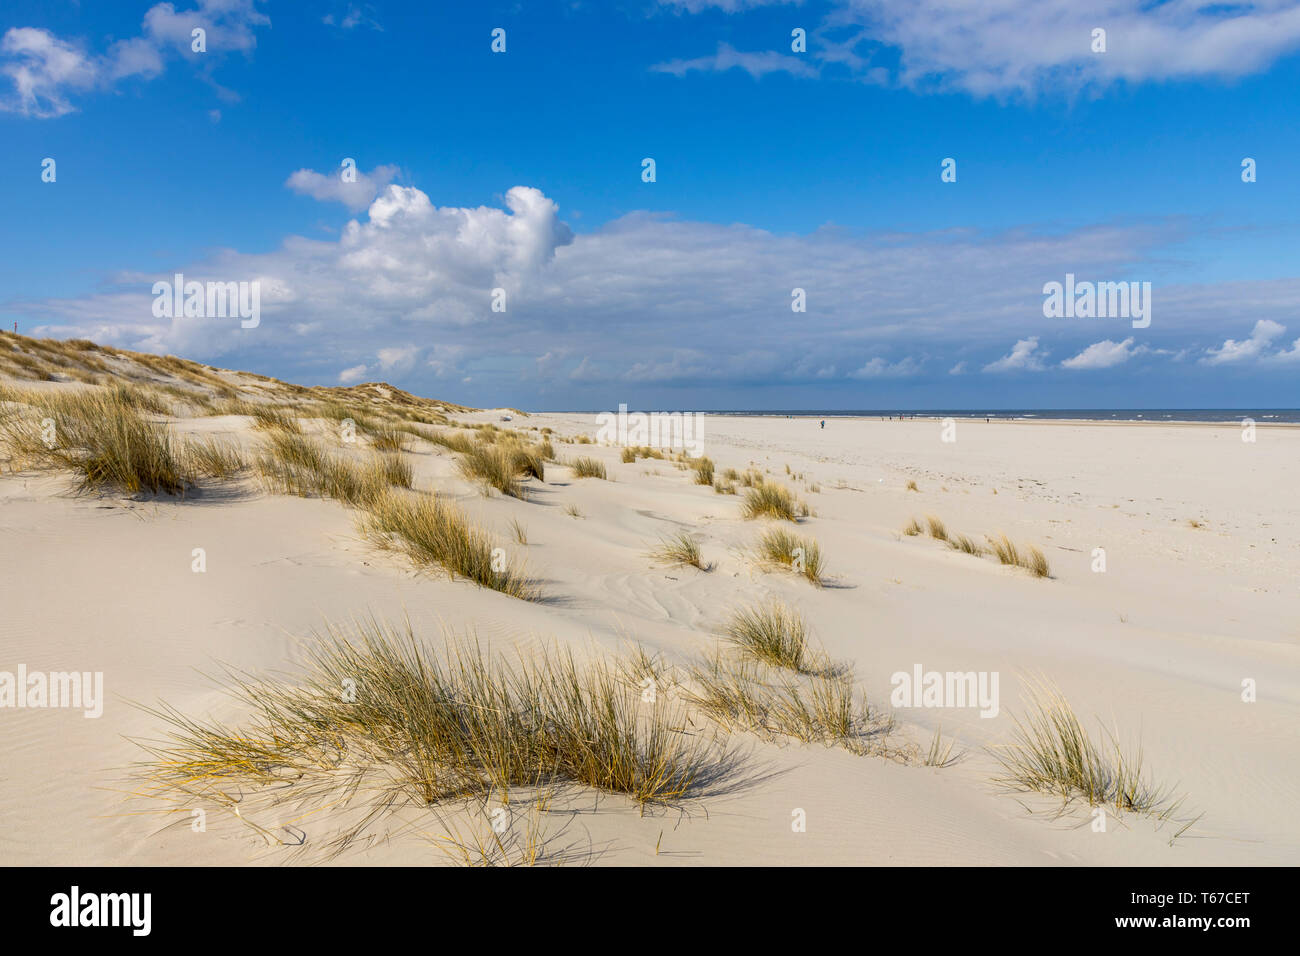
[2,0,1299,410]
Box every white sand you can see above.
[2,410,1297,865]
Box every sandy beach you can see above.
[2,350,1296,867]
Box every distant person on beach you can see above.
[819,420,825,429]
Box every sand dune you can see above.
[2,336,1297,865]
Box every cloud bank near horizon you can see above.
[12,175,1300,403]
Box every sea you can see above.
[695,409,1300,424]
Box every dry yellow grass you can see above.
[753,527,825,586]
[569,456,606,479]
[359,489,537,600]
[136,619,722,844]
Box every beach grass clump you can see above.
[569,456,606,479]
[991,680,1179,815]
[683,656,879,755]
[1024,544,1051,577]
[741,481,804,522]
[360,490,537,600]
[620,447,636,463]
[722,601,824,674]
[367,452,413,491]
[507,443,546,481]
[0,384,193,495]
[457,441,547,497]
[649,531,711,571]
[313,400,382,435]
[924,514,948,542]
[139,619,719,826]
[692,457,715,485]
[949,533,983,556]
[183,437,249,479]
[458,444,525,498]
[902,517,923,536]
[250,404,301,433]
[987,534,1051,578]
[906,480,919,492]
[713,478,736,495]
[429,429,478,455]
[371,426,408,453]
[255,431,407,506]
[754,527,825,586]
[508,517,528,545]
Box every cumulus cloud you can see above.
[338,364,368,384]
[983,337,1048,373]
[1061,337,1147,370]
[1201,319,1286,364]
[652,42,817,79]
[286,164,401,212]
[0,1,269,117]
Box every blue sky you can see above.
[2,0,1299,409]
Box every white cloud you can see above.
[1061,337,1147,369]
[658,0,794,12]
[652,42,817,79]
[338,364,368,384]
[983,337,1048,373]
[20,179,1300,398]
[0,28,97,118]
[286,164,401,213]
[662,0,1300,96]
[849,356,921,378]
[1268,337,1300,364]
[948,361,967,375]
[0,1,269,118]
[1201,319,1286,364]
[376,345,419,372]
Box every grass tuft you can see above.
[924,514,948,541]
[753,527,825,586]
[137,618,721,844]
[991,679,1180,815]
[569,456,606,479]
[741,482,804,521]
[359,489,537,600]
[649,531,711,571]
[722,601,827,674]
[1,384,192,495]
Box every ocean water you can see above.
[555,408,1300,424]
[697,409,1300,424]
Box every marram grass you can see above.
[722,600,827,674]
[136,619,722,828]
[991,679,1181,816]
[649,530,711,571]
[359,488,538,600]
[754,527,825,586]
